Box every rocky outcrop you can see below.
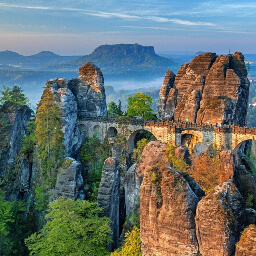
[196,182,245,256]
[139,141,199,256]
[54,158,84,199]
[219,150,234,182]
[46,79,83,157]
[124,164,142,217]
[158,52,250,126]
[97,157,120,251]
[158,70,177,119]
[46,62,107,156]
[68,62,107,118]
[0,102,32,176]
[235,224,256,256]
[233,142,256,209]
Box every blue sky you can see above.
[0,0,255,55]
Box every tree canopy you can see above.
[35,84,65,187]
[25,197,111,256]
[111,226,142,256]
[108,100,123,117]
[0,85,29,106]
[126,92,155,119]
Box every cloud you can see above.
[0,2,216,27]
[121,25,185,31]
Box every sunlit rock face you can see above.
[138,141,199,256]
[196,182,245,256]
[68,62,107,118]
[46,62,107,157]
[158,52,250,126]
[235,224,256,256]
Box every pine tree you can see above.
[35,85,65,187]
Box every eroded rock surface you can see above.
[158,52,250,126]
[139,141,199,256]
[68,62,107,118]
[235,224,256,256]
[124,164,142,217]
[54,157,84,199]
[196,182,245,256]
[97,157,120,251]
[158,70,177,119]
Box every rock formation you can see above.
[0,102,32,176]
[97,157,120,251]
[139,141,199,256]
[54,158,84,199]
[158,52,250,126]
[68,62,107,118]
[158,70,177,120]
[235,224,256,256]
[196,182,245,256]
[46,62,107,156]
[124,164,141,217]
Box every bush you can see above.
[111,226,142,256]
[25,197,111,256]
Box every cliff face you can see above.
[139,141,199,256]
[97,157,120,251]
[196,182,245,256]
[68,62,107,118]
[0,102,32,176]
[235,224,256,256]
[46,62,107,157]
[158,52,250,126]
[138,142,251,256]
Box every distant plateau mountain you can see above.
[42,44,176,76]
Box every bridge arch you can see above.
[180,129,204,151]
[93,125,101,138]
[107,127,118,137]
[127,129,156,157]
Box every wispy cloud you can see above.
[0,3,216,27]
[121,25,185,31]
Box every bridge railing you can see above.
[78,116,256,134]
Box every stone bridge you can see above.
[79,117,256,153]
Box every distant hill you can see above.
[43,44,176,76]
[0,50,81,70]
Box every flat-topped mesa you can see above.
[158,52,250,126]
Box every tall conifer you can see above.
[35,85,65,187]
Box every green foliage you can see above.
[111,226,142,256]
[0,85,29,107]
[34,186,48,212]
[62,158,73,169]
[166,144,188,173]
[25,197,111,256]
[245,193,254,208]
[35,85,65,188]
[108,100,123,117]
[79,134,110,200]
[243,145,256,175]
[126,92,156,119]
[246,105,256,127]
[0,188,28,256]
[20,120,36,155]
[133,138,148,162]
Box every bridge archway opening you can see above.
[107,127,118,138]
[93,125,101,138]
[234,139,256,169]
[127,129,156,166]
[181,130,203,152]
